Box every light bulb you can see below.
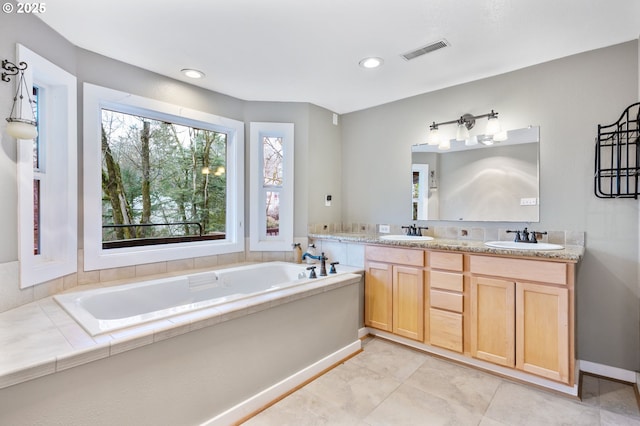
[6,120,38,140]
[181,69,205,79]
[456,123,469,141]
[485,115,501,136]
[359,57,384,69]
[427,127,440,145]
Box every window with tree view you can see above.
[263,136,283,236]
[101,109,227,249]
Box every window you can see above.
[84,84,244,271]
[100,109,228,249]
[16,44,77,288]
[250,122,294,251]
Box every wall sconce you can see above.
[2,60,38,140]
[428,110,502,149]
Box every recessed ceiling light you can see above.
[359,57,384,69]
[181,68,205,79]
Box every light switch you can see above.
[325,194,332,206]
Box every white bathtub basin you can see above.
[484,241,564,250]
[379,235,434,242]
[54,262,361,336]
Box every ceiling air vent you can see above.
[401,39,449,61]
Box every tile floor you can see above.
[243,337,640,425]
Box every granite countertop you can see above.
[308,232,584,262]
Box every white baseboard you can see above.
[578,359,638,384]
[200,340,362,426]
[358,327,369,339]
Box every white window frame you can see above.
[249,122,294,251]
[16,44,77,288]
[83,83,244,271]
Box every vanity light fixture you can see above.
[181,68,205,79]
[2,59,38,140]
[359,57,384,69]
[428,110,501,150]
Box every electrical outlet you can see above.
[379,224,390,233]
[520,197,537,206]
[324,194,332,207]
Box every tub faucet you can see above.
[302,251,328,276]
[306,266,317,279]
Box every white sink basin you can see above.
[484,241,564,250]
[379,235,434,242]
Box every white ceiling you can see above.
[37,0,640,114]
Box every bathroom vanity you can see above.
[309,232,582,392]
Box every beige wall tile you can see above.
[99,266,136,283]
[135,262,167,277]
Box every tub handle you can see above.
[306,266,317,279]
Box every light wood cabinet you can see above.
[364,261,393,331]
[516,282,569,383]
[428,252,464,353]
[470,276,515,367]
[363,245,576,386]
[469,255,572,384]
[365,246,424,341]
[392,266,424,340]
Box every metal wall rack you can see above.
[594,102,640,198]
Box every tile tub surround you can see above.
[0,264,363,392]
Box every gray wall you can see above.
[341,41,640,371]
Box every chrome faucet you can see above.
[302,251,328,276]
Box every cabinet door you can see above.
[516,282,569,383]
[470,276,515,367]
[364,262,393,331]
[430,309,463,352]
[392,266,424,340]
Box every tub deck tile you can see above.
[188,308,224,332]
[56,344,110,372]
[110,333,154,356]
[154,320,191,342]
[0,357,57,389]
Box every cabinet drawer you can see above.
[430,309,463,353]
[430,289,463,313]
[469,255,567,285]
[430,271,463,292]
[429,251,463,271]
[366,246,424,267]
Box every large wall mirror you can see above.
[411,126,539,222]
